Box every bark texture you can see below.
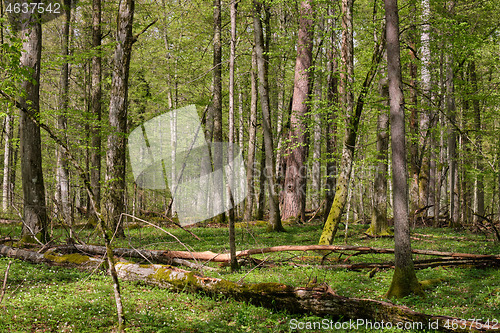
[56,0,72,228]
[19,11,48,243]
[384,0,422,298]
[243,49,258,221]
[106,0,135,236]
[281,0,313,222]
[90,0,102,218]
[114,262,495,332]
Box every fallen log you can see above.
[55,244,215,271]
[0,244,103,269]
[292,258,499,271]
[116,262,497,332]
[56,244,500,265]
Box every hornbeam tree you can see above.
[385,0,423,298]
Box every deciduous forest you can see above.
[0,0,499,332]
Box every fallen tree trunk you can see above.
[115,262,497,332]
[55,244,500,267]
[0,244,103,269]
[293,258,499,270]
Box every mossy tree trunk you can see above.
[384,0,423,299]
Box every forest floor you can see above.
[0,217,499,332]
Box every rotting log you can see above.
[116,262,497,332]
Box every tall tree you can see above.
[385,0,422,298]
[445,3,459,228]
[19,10,49,243]
[90,0,102,218]
[2,112,13,212]
[56,0,72,229]
[210,0,225,224]
[470,61,484,223]
[253,0,283,231]
[324,5,339,223]
[281,0,313,222]
[228,0,238,271]
[106,0,135,236]
[243,48,258,222]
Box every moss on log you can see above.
[115,262,496,332]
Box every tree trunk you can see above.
[2,114,13,212]
[106,0,135,237]
[408,0,420,217]
[113,262,495,332]
[470,61,484,224]
[243,49,258,222]
[253,1,283,231]
[281,0,313,223]
[367,77,391,236]
[324,6,339,223]
[90,0,102,219]
[228,0,238,271]
[446,55,459,228]
[19,11,48,243]
[384,0,422,299]
[209,0,225,225]
[56,0,72,229]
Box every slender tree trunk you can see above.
[253,1,283,231]
[90,0,102,219]
[106,0,135,237]
[281,0,313,222]
[367,76,391,236]
[228,0,238,271]
[256,139,266,221]
[243,49,259,222]
[385,0,422,298]
[324,6,338,223]
[56,0,72,229]
[408,0,420,218]
[420,0,432,219]
[470,61,484,223]
[210,0,225,224]
[446,54,459,228]
[19,11,48,243]
[2,114,13,212]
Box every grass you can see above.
[1,219,499,332]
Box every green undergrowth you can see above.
[1,220,499,332]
